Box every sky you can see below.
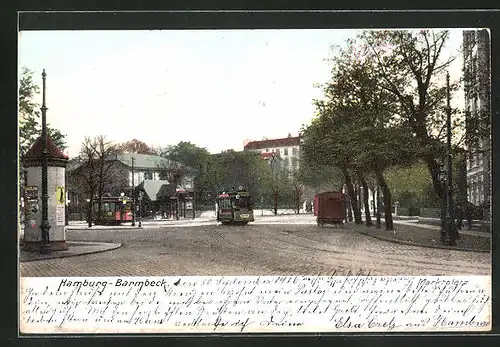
[18,28,466,158]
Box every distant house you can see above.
[243,134,301,173]
[66,152,195,219]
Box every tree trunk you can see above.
[347,200,353,222]
[87,195,93,227]
[375,186,381,229]
[97,189,103,224]
[376,170,393,230]
[358,173,373,227]
[296,188,301,214]
[342,168,362,224]
[424,153,446,200]
[273,190,278,215]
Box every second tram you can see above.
[216,189,254,225]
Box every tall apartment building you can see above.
[243,134,301,172]
[463,29,491,213]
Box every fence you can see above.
[397,207,442,218]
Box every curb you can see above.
[354,229,490,253]
[19,242,122,262]
[67,227,144,231]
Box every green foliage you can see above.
[159,142,303,208]
[357,30,460,200]
[385,162,437,208]
[19,67,67,157]
[301,42,420,189]
[385,156,467,209]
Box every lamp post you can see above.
[131,156,136,226]
[437,169,447,242]
[120,192,125,224]
[443,72,457,246]
[138,191,143,227]
[39,69,51,254]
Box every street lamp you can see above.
[39,69,51,254]
[138,191,143,227]
[120,192,125,224]
[442,72,457,246]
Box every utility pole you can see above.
[39,69,51,254]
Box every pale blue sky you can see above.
[18,29,465,157]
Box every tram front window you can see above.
[236,196,252,208]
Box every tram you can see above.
[93,196,133,225]
[216,188,254,225]
[314,191,347,227]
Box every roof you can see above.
[24,135,69,160]
[243,136,300,150]
[118,153,168,170]
[137,179,170,201]
[260,152,280,160]
[67,152,192,173]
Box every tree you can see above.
[157,159,187,190]
[358,30,460,206]
[19,67,67,157]
[117,139,157,155]
[302,36,428,230]
[19,67,67,219]
[301,116,362,224]
[94,136,124,223]
[76,135,124,226]
[78,138,99,227]
[159,142,212,204]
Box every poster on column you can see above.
[56,186,65,205]
[56,205,65,226]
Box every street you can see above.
[20,216,491,277]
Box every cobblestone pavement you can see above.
[19,223,491,277]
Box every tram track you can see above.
[244,227,489,276]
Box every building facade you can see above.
[117,152,194,191]
[243,134,301,173]
[66,152,195,219]
[463,29,491,212]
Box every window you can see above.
[284,148,288,156]
[144,171,153,180]
[283,158,289,167]
[292,147,298,155]
[236,196,252,208]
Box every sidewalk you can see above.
[392,219,491,238]
[66,217,215,230]
[19,241,122,262]
[352,219,490,253]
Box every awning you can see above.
[137,179,171,202]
